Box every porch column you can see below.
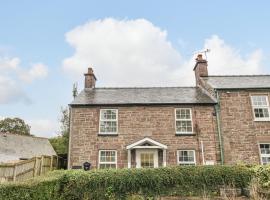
[163,149,167,167]
[128,149,131,168]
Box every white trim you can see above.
[132,146,163,149]
[177,150,196,165]
[250,95,270,121]
[175,108,194,134]
[98,150,117,169]
[127,149,131,168]
[258,143,270,165]
[163,149,167,167]
[99,109,118,135]
[126,137,167,150]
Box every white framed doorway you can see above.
[136,149,158,168]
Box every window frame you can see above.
[250,95,270,121]
[259,143,270,165]
[175,108,193,135]
[99,109,118,135]
[177,150,196,165]
[98,150,117,169]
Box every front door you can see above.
[136,149,158,168]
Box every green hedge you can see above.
[252,165,270,189]
[0,166,253,200]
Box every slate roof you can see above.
[0,133,56,163]
[202,75,270,89]
[70,87,216,106]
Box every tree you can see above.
[0,117,31,135]
[49,107,69,155]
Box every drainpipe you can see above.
[201,140,205,165]
[215,91,224,165]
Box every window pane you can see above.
[99,151,116,166]
[100,109,117,120]
[252,96,268,106]
[100,121,117,133]
[262,157,270,165]
[260,144,270,154]
[176,121,192,133]
[178,150,195,165]
[176,109,191,119]
[141,153,154,168]
[260,144,270,165]
[254,108,269,118]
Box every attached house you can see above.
[68,54,270,169]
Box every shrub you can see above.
[0,170,65,200]
[0,166,253,200]
[252,165,270,189]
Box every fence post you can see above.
[40,156,44,175]
[33,157,38,177]
[13,164,17,182]
[50,155,53,171]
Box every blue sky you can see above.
[0,1,270,137]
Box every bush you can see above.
[0,166,253,200]
[252,165,270,189]
[0,170,64,200]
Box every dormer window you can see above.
[99,109,118,134]
[251,96,270,121]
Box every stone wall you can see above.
[218,90,270,164]
[69,105,218,168]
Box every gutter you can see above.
[215,90,224,165]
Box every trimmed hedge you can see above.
[0,166,253,200]
[0,170,63,200]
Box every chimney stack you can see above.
[193,54,208,86]
[84,67,97,89]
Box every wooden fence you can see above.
[0,155,58,183]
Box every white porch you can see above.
[126,137,167,168]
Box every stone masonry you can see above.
[69,105,218,168]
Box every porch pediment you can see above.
[126,137,167,150]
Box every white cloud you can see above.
[19,63,48,83]
[203,35,263,75]
[0,57,20,72]
[63,18,183,86]
[27,119,59,138]
[0,56,48,104]
[0,76,30,104]
[62,18,265,87]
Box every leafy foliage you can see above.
[0,117,31,135]
[0,166,254,200]
[50,107,69,155]
[49,136,69,155]
[252,165,270,189]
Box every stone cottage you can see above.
[68,54,270,169]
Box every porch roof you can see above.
[126,137,168,150]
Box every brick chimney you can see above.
[84,67,97,89]
[193,54,208,86]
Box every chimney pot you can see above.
[84,67,97,88]
[196,54,203,61]
[193,54,208,86]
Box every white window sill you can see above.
[178,163,196,165]
[254,118,270,122]
[175,132,194,135]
